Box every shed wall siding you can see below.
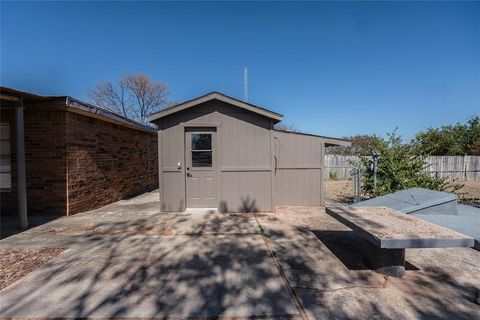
[273,130,324,206]
[220,171,272,212]
[158,100,273,212]
[156,100,329,212]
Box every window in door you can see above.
[191,133,212,167]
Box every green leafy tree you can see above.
[360,131,461,197]
[414,115,480,155]
[326,135,382,155]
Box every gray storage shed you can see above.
[149,92,350,212]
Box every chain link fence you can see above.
[324,166,361,205]
[430,170,480,204]
[324,167,480,205]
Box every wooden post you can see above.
[15,101,28,229]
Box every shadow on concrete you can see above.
[1,213,63,240]
[1,195,479,319]
[312,230,419,271]
[256,211,480,319]
[0,208,301,318]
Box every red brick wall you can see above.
[65,112,158,215]
[1,109,67,216]
[1,107,158,217]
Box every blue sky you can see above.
[1,1,479,139]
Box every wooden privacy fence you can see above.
[324,155,360,180]
[325,155,480,181]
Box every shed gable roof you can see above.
[148,92,284,123]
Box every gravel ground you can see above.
[0,248,65,290]
[325,180,356,203]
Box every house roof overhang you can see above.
[0,87,48,107]
[0,86,155,134]
[148,92,284,123]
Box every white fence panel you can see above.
[324,155,480,181]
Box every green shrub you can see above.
[359,131,463,197]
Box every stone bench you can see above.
[326,206,475,278]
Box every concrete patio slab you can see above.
[0,235,300,318]
[167,212,260,235]
[2,194,479,319]
[0,193,260,250]
[0,191,299,319]
[256,212,385,291]
[296,246,479,320]
[258,207,480,320]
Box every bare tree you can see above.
[274,122,301,132]
[125,74,169,124]
[88,78,131,118]
[88,74,169,124]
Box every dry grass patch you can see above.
[325,180,356,203]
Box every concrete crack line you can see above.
[292,277,389,294]
[253,214,310,320]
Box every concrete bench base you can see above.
[361,239,406,278]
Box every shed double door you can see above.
[185,128,218,208]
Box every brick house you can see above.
[0,87,158,227]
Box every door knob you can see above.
[187,173,192,177]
